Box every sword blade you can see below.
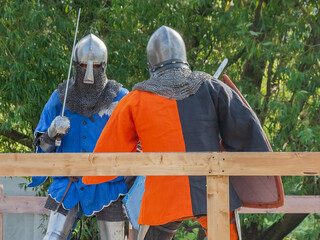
[56,8,81,147]
[61,8,81,117]
[213,58,228,80]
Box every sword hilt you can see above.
[54,133,65,147]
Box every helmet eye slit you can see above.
[80,63,101,69]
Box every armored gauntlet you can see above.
[36,116,70,152]
[47,116,70,139]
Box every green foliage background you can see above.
[0,0,319,239]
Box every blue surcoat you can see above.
[29,88,129,216]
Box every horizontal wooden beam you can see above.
[239,195,320,214]
[0,184,49,215]
[0,152,319,176]
[0,195,49,215]
[0,196,50,214]
[218,152,320,176]
[1,193,318,216]
[0,152,214,176]
[0,193,319,215]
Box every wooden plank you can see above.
[0,152,216,176]
[0,152,319,176]
[239,195,320,214]
[207,176,229,240]
[0,196,49,215]
[0,193,318,215]
[218,152,320,176]
[127,223,133,240]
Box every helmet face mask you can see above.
[74,34,108,84]
[58,34,122,117]
[147,26,188,75]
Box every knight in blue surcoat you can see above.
[29,34,128,240]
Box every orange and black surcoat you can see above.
[83,76,284,226]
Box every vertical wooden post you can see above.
[207,176,229,240]
[128,223,133,240]
[0,185,3,240]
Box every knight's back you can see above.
[133,79,221,153]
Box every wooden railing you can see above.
[0,152,320,240]
[0,183,140,240]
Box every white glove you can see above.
[47,116,70,139]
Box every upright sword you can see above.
[61,8,81,117]
[55,8,81,147]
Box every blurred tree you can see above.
[0,0,319,239]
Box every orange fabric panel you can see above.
[133,92,186,152]
[82,176,116,185]
[94,91,140,152]
[139,176,193,226]
[133,92,193,225]
[83,91,194,225]
[83,91,140,185]
[229,211,239,240]
[197,212,239,240]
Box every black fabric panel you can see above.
[187,176,207,215]
[177,81,251,216]
[176,82,221,153]
[229,183,242,211]
[177,81,221,216]
[187,176,241,214]
[210,80,270,152]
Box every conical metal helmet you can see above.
[74,34,108,84]
[147,26,188,73]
